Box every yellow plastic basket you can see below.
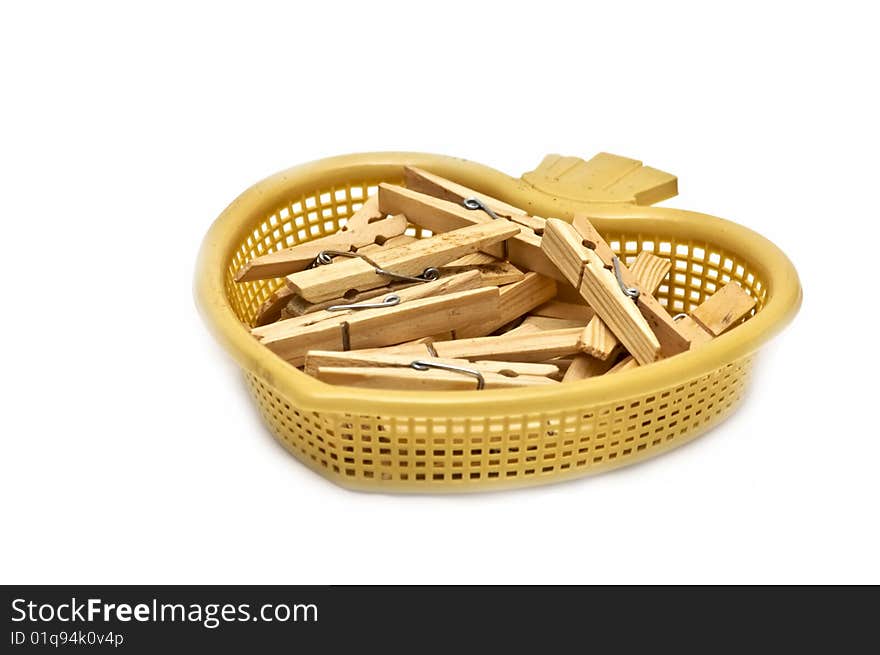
[194,152,801,492]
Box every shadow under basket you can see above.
[194,152,802,492]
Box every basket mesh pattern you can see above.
[225,177,766,490]
[245,357,752,487]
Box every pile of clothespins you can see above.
[236,168,756,390]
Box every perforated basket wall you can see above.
[196,152,800,492]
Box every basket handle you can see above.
[520,152,678,206]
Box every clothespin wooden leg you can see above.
[235,198,408,282]
[530,300,595,323]
[561,354,619,381]
[377,184,561,281]
[286,219,519,302]
[254,270,486,340]
[254,285,296,327]
[541,219,662,364]
[564,250,671,381]
[303,350,559,379]
[607,282,757,374]
[254,286,500,367]
[403,166,547,233]
[675,282,757,348]
[314,366,559,391]
[454,272,557,339]
[564,250,672,379]
[508,316,587,334]
[571,216,690,359]
[366,327,585,363]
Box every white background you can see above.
[2,1,877,584]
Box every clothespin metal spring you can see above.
[612,256,640,302]
[463,197,502,221]
[463,197,509,259]
[314,250,441,284]
[410,359,486,390]
[326,294,401,312]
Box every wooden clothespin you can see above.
[507,316,586,334]
[572,216,690,359]
[254,285,296,327]
[542,217,689,364]
[285,219,519,302]
[255,270,485,338]
[280,250,523,319]
[606,282,757,374]
[263,234,502,325]
[675,282,757,347]
[563,250,671,381]
[354,233,417,254]
[530,300,595,323]
[377,184,561,281]
[578,250,673,360]
[363,326,584,363]
[454,272,557,338]
[303,350,559,378]
[434,252,525,287]
[404,167,546,233]
[234,197,408,282]
[606,357,640,375]
[276,235,420,320]
[542,218,660,364]
[428,327,584,362]
[313,364,560,391]
[253,286,499,367]
[561,352,621,380]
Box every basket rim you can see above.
[194,151,802,417]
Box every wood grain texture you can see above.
[691,282,756,336]
[254,286,499,366]
[377,184,562,280]
[355,234,417,254]
[569,218,688,360]
[540,218,591,287]
[531,300,594,322]
[439,259,524,287]
[281,256,519,318]
[578,318,620,360]
[255,271,485,339]
[516,316,586,332]
[454,272,557,339]
[378,183,503,254]
[282,280,419,318]
[544,357,574,379]
[303,351,558,378]
[430,327,583,362]
[561,354,618,381]
[353,328,583,363]
[254,285,296,327]
[578,250,672,360]
[629,251,672,292]
[615,260,690,358]
[602,282,758,374]
[572,215,616,265]
[234,198,408,282]
[404,166,546,233]
[578,258,660,363]
[607,356,639,374]
[286,220,518,302]
[542,218,660,363]
[674,316,713,347]
[314,366,558,391]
